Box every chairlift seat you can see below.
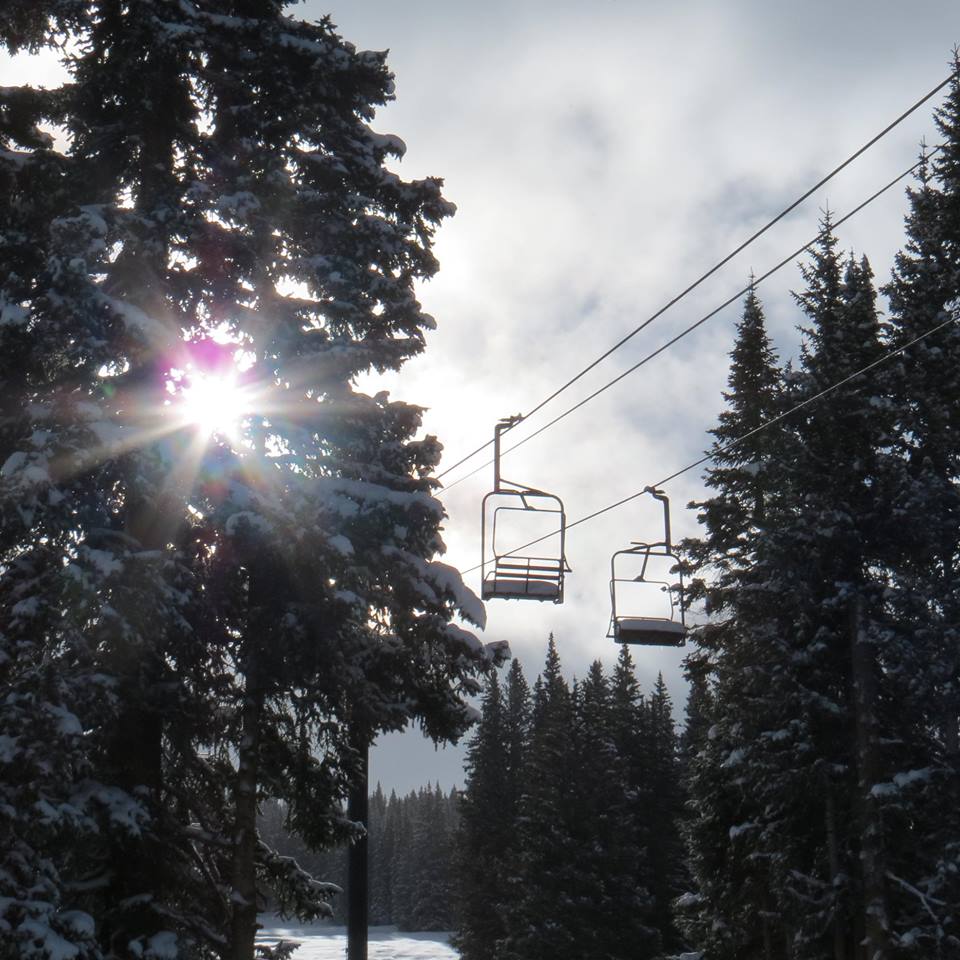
[480,425,569,605]
[614,617,686,647]
[482,578,561,600]
[482,557,563,601]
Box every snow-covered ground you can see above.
[258,920,457,960]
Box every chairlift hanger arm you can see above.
[643,486,672,552]
[493,415,524,492]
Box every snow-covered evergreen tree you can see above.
[569,660,662,960]
[685,281,783,625]
[643,673,686,953]
[454,671,509,959]
[680,285,789,958]
[684,205,960,957]
[606,645,662,955]
[0,5,501,957]
[879,54,960,955]
[499,637,579,960]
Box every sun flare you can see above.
[177,368,250,440]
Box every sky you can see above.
[310,0,960,792]
[4,1,960,793]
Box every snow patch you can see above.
[0,735,18,763]
[58,912,95,939]
[327,534,354,556]
[444,623,482,654]
[46,704,82,736]
[82,548,124,578]
[1,451,26,476]
[364,127,407,158]
[722,747,746,768]
[0,294,28,327]
[145,931,178,959]
[18,919,82,960]
[11,597,39,618]
[225,511,274,538]
[871,767,935,798]
[427,562,486,628]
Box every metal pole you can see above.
[346,745,368,960]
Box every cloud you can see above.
[6,0,959,791]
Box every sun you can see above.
[179,368,250,440]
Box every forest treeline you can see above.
[260,638,685,954]
[260,785,459,931]
[455,642,685,960]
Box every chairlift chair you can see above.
[480,417,570,603]
[608,488,686,646]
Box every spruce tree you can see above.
[368,784,389,925]
[643,673,686,952]
[500,636,579,960]
[492,658,530,960]
[454,671,509,959]
[685,281,783,626]
[880,55,960,954]
[0,6,500,958]
[607,646,661,955]
[680,285,789,958]
[570,661,661,960]
[682,215,960,958]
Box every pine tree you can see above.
[570,660,661,960]
[879,54,960,955]
[682,213,960,958]
[500,636,580,960]
[390,793,416,930]
[0,6,501,958]
[681,229,893,957]
[685,281,783,626]
[680,284,790,958]
[379,789,403,925]
[368,784,389,925]
[644,673,685,952]
[607,646,661,955]
[454,671,509,959]
[492,658,530,960]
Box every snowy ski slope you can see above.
[258,921,457,960]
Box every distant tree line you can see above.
[454,637,686,960]
[259,784,459,931]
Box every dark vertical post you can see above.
[347,744,369,960]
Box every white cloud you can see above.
[6,0,960,789]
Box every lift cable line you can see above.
[434,68,957,485]
[439,146,941,497]
[458,307,960,578]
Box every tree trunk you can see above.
[347,738,369,960]
[230,668,263,960]
[850,592,888,960]
[824,782,848,960]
